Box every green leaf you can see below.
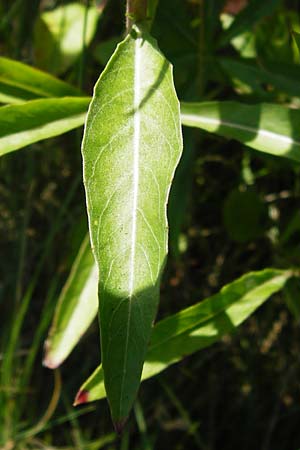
[0,97,90,157]
[181,101,300,162]
[293,31,300,53]
[34,2,101,75]
[74,268,291,405]
[220,58,300,99]
[152,0,198,92]
[168,128,196,257]
[279,211,300,246]
[93,37,121,67]
[0,57,81,104]
[3,100,300,163]
[219,0,280,47]
[81,26,183,424]
[147,0,159,28]
[220,14,256,59]
[283,278,300,321]
[254,11,300,65]
[43,234,98,369]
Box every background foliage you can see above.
[1,0,300,448]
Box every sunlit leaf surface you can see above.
[0,57,81,104]
[81,26,183,423]
[181,101,300,162]
[75,269,291,404]
[44,234,98,369]
[0,97,90,156]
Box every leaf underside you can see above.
[81,27,182,422]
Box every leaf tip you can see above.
[42,338,57,369]
[42,355,60,369]
[113,418,128,435]
[73,389,90,406]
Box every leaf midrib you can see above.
[181,110,300,148]
[119,34,142,417]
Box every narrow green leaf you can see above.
[43,234,98,369]
[0,57,81,104]
[220,58,300,99]
[3,100,300,163]
[219,0,280,47]
[0,97,90,156]
[220,13,256,59]
[0,81,41,105]
[75,269,291,404]
[181,101,300,162]
[293,31,300,55]
[168,128,196,257]
[283,278,300,321]
[279,211,300,246]
[81,26,183,423]
[147,0,159,28]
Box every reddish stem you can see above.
[126,0,147,31]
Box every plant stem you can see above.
[126,0,147,31]
[198,0,206,98]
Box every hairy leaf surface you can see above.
[44,234,98,369]
[81,27,182,423]
[74,269,291,404]
[181,101,300,162]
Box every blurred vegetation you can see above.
[1,0,300,448]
